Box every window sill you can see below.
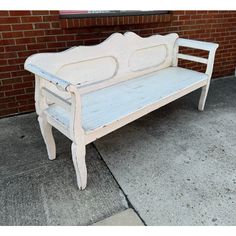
[59,13,172,29]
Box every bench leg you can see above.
[71,142,87,190]
[38,116,56,160]
[198,85,209,111]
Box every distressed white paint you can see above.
[129,44,167,71]
[56,56,118,86]
[41,88,71,112]
[24,32,219,190]
[46,67,208,132]
[177,53,208,64]
[69,85,87,190]
[38,115,56,160]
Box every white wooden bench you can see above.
[24,32,219,190]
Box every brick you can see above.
[22,75,34,82]
[7,58,25,65]
[0,59,8,66]
[10,11,31,16]
[0,103,8,109]
[4,45,27,52]
[56,35,75,41]
[18,104,35,112]
[47,42,66,48]
[66,41,81,47]
[60,19,68,28]
[0,84,12,92]
[7,101,20,108]
[0,72,11,79]
[0,65,20,72]
[2,77,22,85]
[36,36,56,43]
[25,87,34,93]
[179,15,191,20]
[13,82,33,89]
[34,23,51,29]
[67,19,74,28]
[2,31,23,38]
[12,24,33,31]
[17,51,34,58]
[24,30,45,37]
[0,24,11,31]
[15,38,36,44]
[72,19,80,27]
[21,16,42,23]
[191,15,203,19]
[31,11,49,15]
[16,94,34,100]
[51,22,60,28]
[1,39,15,45]
[0,47,5,53]
[0,11,9,16]
[45,29,62,35]
[0,52,17,59]
[43,15,59,21]
[0,17,20,24]
[5,88,25,97]
[0,96,15,104]
[50,11,59,15]
[27,43,47,50]
[11,70,29,77]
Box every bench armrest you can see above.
[175,38,219,77]
[177,38,219,52]
[25,63,71,91]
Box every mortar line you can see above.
[92,142,147,226]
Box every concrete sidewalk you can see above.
[0,76,235,225]
[96,76,236,225]
[0,114,128,225]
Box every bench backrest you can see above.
[26,32,178,94]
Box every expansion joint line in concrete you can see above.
[92,143,147,226]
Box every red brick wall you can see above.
[0,10,236,117]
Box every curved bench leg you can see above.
[71,142,87,190]
[198,85,209,111]
[38,116,56,160]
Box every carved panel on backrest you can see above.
[26,32,179,96]
[123,32,179,77]
[55,56,118,86]
[129,45,167,72]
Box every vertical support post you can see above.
[35,75,56,160]
[172,38,179,67]
[68,85,87,190]
[198,48,217,111]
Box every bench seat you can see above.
[45,67,208,133]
